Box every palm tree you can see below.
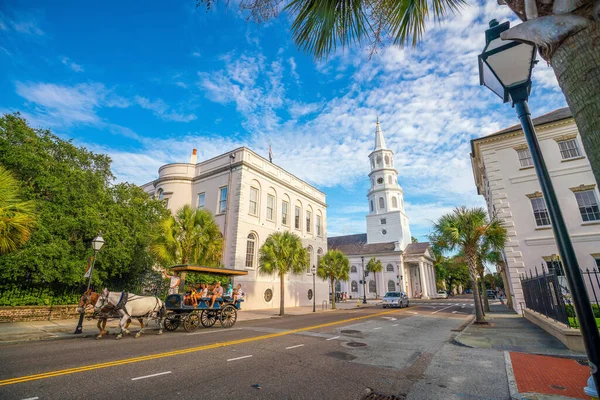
[488,250,513,310]
[259,231,309,316]
[150,204,223,267]
[430,206,506,324]
[0,165,36,255]
[366,257,383,299]
[318,249,350,309]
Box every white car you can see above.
[382,292,409,308]
[437,291,449,299]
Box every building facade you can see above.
[142,147,329,310]
[328,121,437,299]
[470,108,600,312]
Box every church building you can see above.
[328,121,437,299]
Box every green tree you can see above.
[411,236,418,243]
[151,204,223,267]
[258,231,309,316]
[0,165,36,255]
[318,249,350,309]
[366,257,383,299]
[430,206,506,324]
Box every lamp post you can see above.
[74,232,105,334]
[361,256,367,304]
[311,265,316,313]
[479,19,600,390]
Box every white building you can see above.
[470,108,600,311]
[142,147,329,310]
[328,121,437,299]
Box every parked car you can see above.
[487,290,496,299]
[382,292,409,308]
[465,289,472,294]
[437,291,449,299]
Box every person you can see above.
[225,284,233,298]
[210,281,223,308]
[162,270,180,295]
[234,284,244,302]
[343,292,347,302]
[184,286,197,307]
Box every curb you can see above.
[504,350,520,400]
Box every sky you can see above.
[0,0,568,241]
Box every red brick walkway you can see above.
[510,352,591,399]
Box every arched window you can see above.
[392,197,398,208]
[351,265,357,273]
[384,155,390,166]
[370,200,374,212]
[386,264,394,272]
[369,280,376,293]
[317,248,323,267]
[379,197,385,209]
[388,280,396,292]
[335,281,341,292]
[157,189,164,201]
[245,233,257,268]
[351,281,358,292]
[388,176,392,184]
[371,159,375,169]
[307,245,314,267]
[376,156,382,167]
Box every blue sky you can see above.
[0,0,567,241]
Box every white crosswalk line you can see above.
[326,336,340,341]
[227,355,253,362]
[132,371,171,381]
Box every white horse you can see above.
[95,288,164,340]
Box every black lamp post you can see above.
[74,232,105,334]
[311,265,316,313]
[479,19,600,390]
[361,256,367,304]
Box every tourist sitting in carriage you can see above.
[183,286,198,307]
[209,281,223,308]
[193,283,208,304]
[234,284,244,303]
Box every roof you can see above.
[327,233,398,255]
[169,265,248,276]
[484,107,572,138]
[403,242,431,256]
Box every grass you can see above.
[568,317,600,329]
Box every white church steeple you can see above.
[365,120,412,250]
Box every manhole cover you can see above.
[325,351,357,361]
[362,391,406,400]
[341,330,361,334]
[549,385,567,391]
[346,342,367,348]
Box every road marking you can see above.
[408,311,418,315]
[227,355,253,362]
[431,305,456,314]
[131,371,171,381]
[186,328,242,336]
[285,344,304,350]
[392,324,398,327]
[470,304,474,306]
[0,307,406,387]
[382,317,397,321]
[21,397,39,400]
[452,311,458,314]
[326,336,340,341]
[373,327,382,330]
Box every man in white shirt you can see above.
[234,284,245,302]
[162,270,180,295]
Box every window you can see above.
[558,139,581,159]
[316,215,322,237]
[369,280,376,293]
[377,177,384,184]
[380,218,387,225]
[197,192,205,209]
[392,197,398,208]
[266,194,275,221]
[295,206,301,229]
[385,155,390,166]
[517,148,533,168]
[595,257,600,268]
[386,264,394,272]
[157,189,164,201]
[245,233,256,268]
[307,246,314,269]
[351,281,358,292]
[371,159,375,169]
[575,190,600,222]
[545,260,565,277]
[379,197,385,209]
[249,187,259,216]
[376,156,382,167]
[351,265,357,273]
[218,186,228,214]
[306,210,312,233]
[370,200,374,212]
[388,280,396,292]
[530,197,550,227]
[317,248,323,267]
[388,176,392,184]
[335,281,341,292]
[282,201,289,225]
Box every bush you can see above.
[565,304,600,318]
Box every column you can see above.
[419,261,429,299]
[429,264,436,296]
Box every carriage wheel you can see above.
[220,305,237,328]
[183,312,200,332]
[200,310,217,328]
[163,313,180,331]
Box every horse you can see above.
[77,289,140,340]
[94,288,164,340]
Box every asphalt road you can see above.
[0,299,510,400]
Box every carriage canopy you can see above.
[168,265,248,292]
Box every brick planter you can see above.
[0,305,80,322]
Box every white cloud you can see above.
[61,57,84,72]
[191,51,201,57]
[134,96,197,122]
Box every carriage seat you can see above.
[222,296,234,303]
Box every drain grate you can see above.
[341,330,361,334]
[346,341,367,348]
[362,391,406,400]
[576,359,589,366]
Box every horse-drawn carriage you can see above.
[162,265,248,333]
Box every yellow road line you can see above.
[0,307,404,387]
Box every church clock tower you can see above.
[366,120,412,249]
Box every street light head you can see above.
[478,20,537,104]
[311,265,317,274]
[92,232,105,252]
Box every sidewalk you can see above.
[0,300,380,344]
[455,303,592,400]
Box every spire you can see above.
[374,118,387,150]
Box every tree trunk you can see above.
[499,262,514,310]
[374,273,378,299]
[551,22,600,185]
[280,272,285,316]
[330,278,336,310]
[479,269,490,312]
[467,251,486,323]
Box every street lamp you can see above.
[361,256,367,304]
[74,232,105,334]
[479,19,600,391]
[311,264,317,313]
